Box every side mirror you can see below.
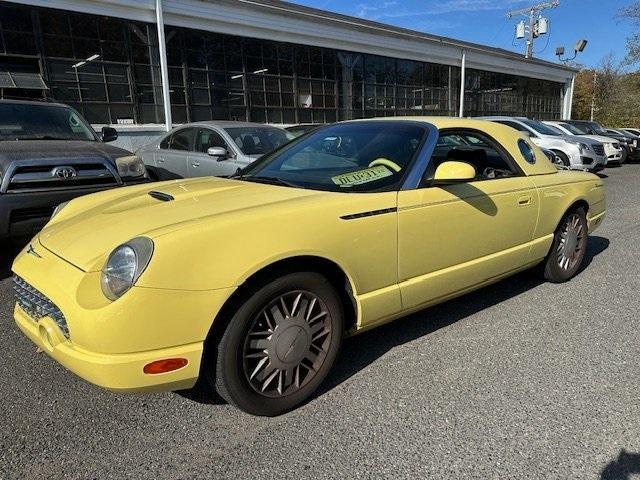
[433,161,476,184]
[207,147,228,160]
[101,126,118,143]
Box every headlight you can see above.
[565,139,590,154]
[51,201,70,219]
[115,155,147,179]
[101,237,154,300]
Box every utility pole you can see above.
[508,1,560,59]
[590,71,597,121]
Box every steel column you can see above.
[155,0,172,131]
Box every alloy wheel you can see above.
[242,290,333,398]
[557,213,586,271]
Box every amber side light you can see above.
[143,358,188,374]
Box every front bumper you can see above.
[12,238,234,393]
[15,307,202,392]
[569,152,607,172]
[587,209,606,233]
[0,180,148,240]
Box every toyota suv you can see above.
[0,100,148,240]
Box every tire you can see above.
[212,272,343,416]
[552,150,571,167]
[146,168,160,182]
[542,207,588,283]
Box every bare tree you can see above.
[619,2,640,65]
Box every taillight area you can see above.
[143,358,189,374]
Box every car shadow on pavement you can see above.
[317,235,610,400]
[600,449,640,480]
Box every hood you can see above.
[579,135,621,145]
[0,140,131,171]
[530,137,573,150]
[557,135,602,147]
[39,177,321,271]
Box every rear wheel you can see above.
[542,208,588,283]
[212,272,343,416]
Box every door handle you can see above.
[157,158,165,164]
[517,196,532,206]
[192,162,200,167]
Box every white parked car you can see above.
[480,116,607,172]
[137,122,295,180]
[544,121,624,165]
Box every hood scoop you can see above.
[148,191,175,202]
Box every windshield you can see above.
[225,127,295,156]
[0,103,96,141]
[522,120,562,136]
[558,122,585,135]
[589,123,609,135]
[240,122,427,192]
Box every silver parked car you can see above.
[479,116,607,172]
[543,121,625,165]
[137,121,295,180]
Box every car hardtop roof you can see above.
[476,116,530,121]
[343,116,518,130]
[0,98,72,109]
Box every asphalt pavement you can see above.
[1,165,639,479]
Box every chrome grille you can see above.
[592,144,605,156]
[1,159,120,194]
[13,276,69,337]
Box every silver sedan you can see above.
[137,121,295,180]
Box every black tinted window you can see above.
[225,127,294,156]
[169,128,195,151]
[160,134,171,149]
[518,139,536,164]
[196,128,228,153]
[495,120,529,133]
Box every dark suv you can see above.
[563,119,640,162]
[0,100,148,240]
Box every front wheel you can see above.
[212,272,343,416]
[552,150,571,168]
[542,208,588,283]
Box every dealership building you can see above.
[0,0,578,132]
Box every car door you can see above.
[191,127,240,177]
[155,127,195,178]
[397,129,539,311]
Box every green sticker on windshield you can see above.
[331,165,393,187]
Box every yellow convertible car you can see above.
[12,118,605,416]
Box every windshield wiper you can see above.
[240,175,298,188]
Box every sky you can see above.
[290,0,636,68]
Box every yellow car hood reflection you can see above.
[39,177,321,271]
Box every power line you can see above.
[507,1,559,58]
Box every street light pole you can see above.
[155,0,172,132]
